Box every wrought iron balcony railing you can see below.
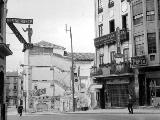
[90,66,103,77]
[94,29,129,48]
[109,61,132,74]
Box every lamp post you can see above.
[65,24,75,112]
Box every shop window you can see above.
[147,33,156,54]
[109,20,115,33]
[123,48,129,62]
[122,14,128,29]
[134,35,145,56]
[98,24,103,37]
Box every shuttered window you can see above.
[133,0,143,25]
[133,0,143,16]
[146,0,155,21]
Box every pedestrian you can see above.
[128,94,133,114]
[18,105,23,116]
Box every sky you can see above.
[6,0,95,71]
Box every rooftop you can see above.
[68,52,95,61]
[34,40,66,50]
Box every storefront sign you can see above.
[94,29,128,48]
[131,56,147,66]
[6,18,33,24]
[116,27,121,54]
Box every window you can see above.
[34,85,37,90]
[99,54,104,65]
[123,48,129,62]
[98,24,103,37]
[110,51,116,63]
[109,20,115,33]
[14,86,17,90]
[134,35,145,56]
[122,14,128,29]
[133,14,143,25]
[147,33,156,54]
[98,0,103,13]
[146,0,155,21]
[108,0,114,8]
[133,0,143,25]
[146,11,155,21]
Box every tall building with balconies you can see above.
[90,0,133,108]
[130,0,160,106]
[91,0,160,109]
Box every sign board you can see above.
[131,56,147,66]
[6,18,33,24]
[116,27,121,54]
[23,43,33,50]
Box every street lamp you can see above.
[65,24,75,112]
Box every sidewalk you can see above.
[67,108,160,114]
[7,106,160,115]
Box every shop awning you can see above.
[94,73,134,79]
[0,43,13,56]
[89,84,102,91]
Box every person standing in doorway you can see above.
[128,94,133,114]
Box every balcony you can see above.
[90,61,133,77]
[90,66,103,77]
[109,61,132,74]
[94,29,129,48]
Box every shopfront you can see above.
[105,76,134,107]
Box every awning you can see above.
[94,73,134,79]
[89,84,102,91]
[0,43,12,56]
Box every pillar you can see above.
[134,68,139,105]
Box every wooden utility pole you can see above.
[65,24,75,112]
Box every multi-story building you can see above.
[23,41,94,112]
[90,0,132,108]
[6,71,19,106]
[130,0,160,106]
[0,0,12,119]
[91,0,160,109]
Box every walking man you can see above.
[18,105,23,116]
[128,94,133,114]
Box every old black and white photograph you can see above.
[0,0,160,120]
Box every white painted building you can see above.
[23,41,94,112]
